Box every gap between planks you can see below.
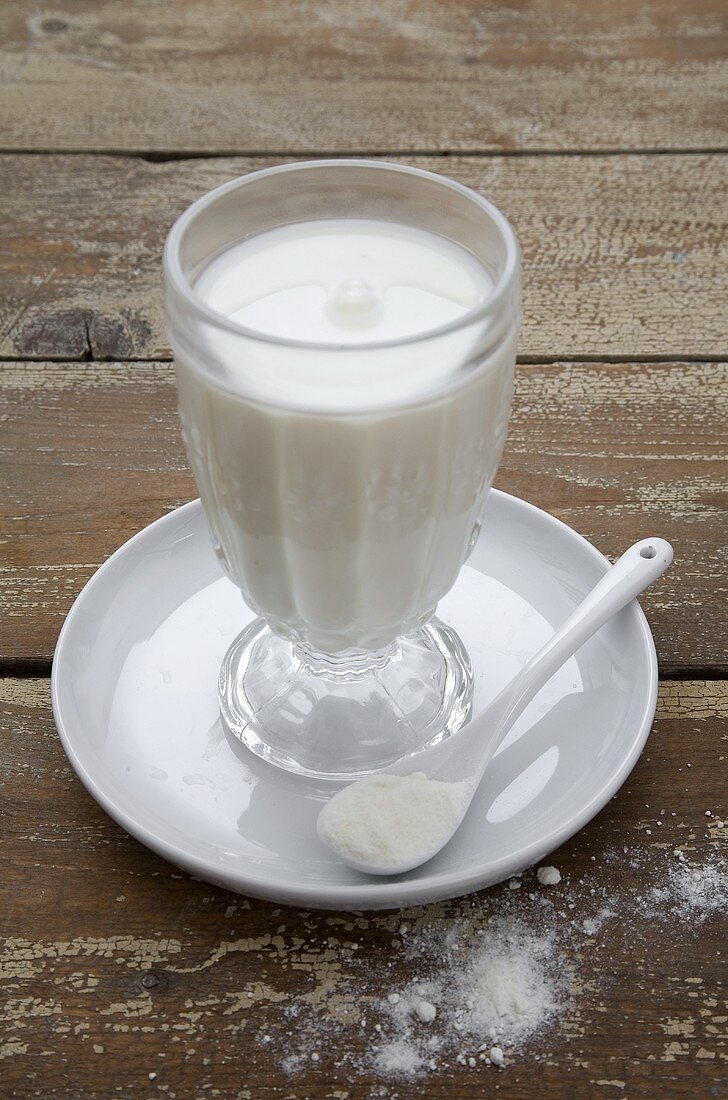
[2,354,727,366]
[1,147,727,161]
[2,663,727,683]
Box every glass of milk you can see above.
[164,161,520,780]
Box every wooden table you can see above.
[1,3,726,1096]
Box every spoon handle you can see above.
[489,537,673,752]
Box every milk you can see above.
[175,219,517,653]
[195,220,487,346]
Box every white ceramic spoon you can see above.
[317,537,673,876]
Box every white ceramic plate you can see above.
[52,492,658,910]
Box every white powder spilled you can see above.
[537,865,562,886]
[672,859,728,918]
[267,848,726,1081]
[645,856,728,923]
[582,908,615,936]
[414,999,437,1023]
[374,1039,425,1076]
[455,923,563,1043]
[317,772,473,870]
[370,914,567,1077]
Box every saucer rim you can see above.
[51,492,658,910]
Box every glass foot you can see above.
[219,617,473,780]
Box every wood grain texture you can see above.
[1,359,725,671]
[2,1,726,1096]
[1,154,726,362]
[1,0,726,153]
[0,677,725,1098]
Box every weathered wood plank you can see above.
[1,153,726,362]
[1,359,725,670]
[1,678,725,1098]
[1,1,725,153]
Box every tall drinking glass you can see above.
[164,161,520,779]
